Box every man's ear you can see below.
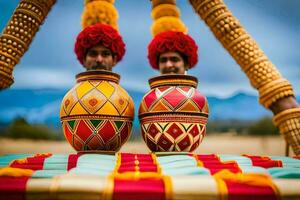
[112,55,117,66]
[184,64,190,71]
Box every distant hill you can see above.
[0,88,298,128]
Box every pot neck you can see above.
[149,74,198,89]
[76,70,120,84]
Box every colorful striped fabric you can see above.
[0,153,300,200]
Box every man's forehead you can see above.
[88,44,111,52]
[159,51,182,58]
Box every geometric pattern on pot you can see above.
[139,86,208,115]
[139,75,209,153]
[60,80,134,118]
[141,118,206,152]
[62,118,132,151]
[140,113,207,152]
[60,71,135,152]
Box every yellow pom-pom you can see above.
[152,0,176,8]
[84,0,115,6]
[151,16,188,36]
[82,1,118,30]
[151,4,180,20]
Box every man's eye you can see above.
[159,58,167,63]
[87,51,98,57]
[102,51,111,57]
[170,57,180,62]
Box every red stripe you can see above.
[225,180,278,200]
[10,157,47,170]
[196,154,241,174]
[118,153,158,173]
[0,177,29,200]
[113,178,165,200]
[243,155,283,168]
[293,156,300,160]
[67,154,81,170]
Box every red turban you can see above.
[148,31,198,70]
[74,23,125,65]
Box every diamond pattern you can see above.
[109,86,129,115]
[106,134,120,150]
[98,121,116,143]
[176,135,191,151]
[63,122,73,143]
[166,123,183,139]
[139,84,208,115]
[76,81,94,99]
[189,125,199,137]
[76,121,92,142]
[73,135,84,150]
[157,134,173,151]
[139,77,209,152]
[80,89,106,114]
[96,101,119,115]
[86,135,103,150]
[163,89,186,109]
[61,73,134,152]
[62,119,132,151]
[120,123,129,143]
[191,90,206,110]
[62,89,78,116]
[96,81,115,98]
[148,124,160,138]
[142,120,206,152]
[177,100,200,112]
[144,90,157,109]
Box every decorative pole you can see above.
[81,0,118,30]
[0,0,56,90]
[189,0,300,155]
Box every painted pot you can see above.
[60,70,134,152]
[139,74,209,152]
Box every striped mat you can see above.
[0,153,300,200]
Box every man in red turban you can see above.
[74,23,125,71]
[148,31,198,75]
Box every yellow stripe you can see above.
[151,153,162,174]
[102,175,114,200]
[0,167,33,177]
[112,153,122,175]
[214,169,280,199]
[214,178,228,200]
[192,154,204,167]
[163,176,173,200]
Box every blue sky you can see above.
[1,0,299,97]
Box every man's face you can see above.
[158,51,187,75]
[83,44,117,71]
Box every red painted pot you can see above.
[139,74,209,152]
[60,70,134,152]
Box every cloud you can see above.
[1,0,299,97]
[12,67,79,89]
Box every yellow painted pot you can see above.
[60,70,134,152]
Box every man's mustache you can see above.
[162,67,179,74]
[90,62,107,70]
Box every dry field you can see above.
[0,134,293,156]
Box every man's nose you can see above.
[165,60,174,67]
[96,55,104,62]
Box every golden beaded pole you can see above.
[0,0,56,90]
[189,0,300,155]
